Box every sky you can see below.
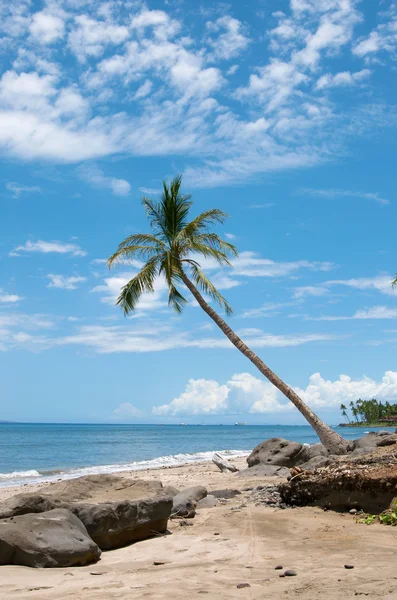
[1,0,397,425]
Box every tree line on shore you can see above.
[340,399,397,425]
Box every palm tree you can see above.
[340,403,350,424]
[108,176,349,455]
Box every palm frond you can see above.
[168,284,188,313]
[194,233,238,256]
[183,240,233,266]
[116,233,166,250]
[189,264,234,316]
[177,209,229,241]
[107,245,160,268]
[161,175,192,239]
[116,258,159,314]
[393,275,397,287]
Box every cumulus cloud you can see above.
[29,10,65,45]
[152,370,397,416]
[0,291,22,304]
[315,69,370,90]
[112,403,143,419]
[206,16,250,60]
[10,240,86,257]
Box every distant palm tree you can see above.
[108,176,349,454]
[340,403,350,424]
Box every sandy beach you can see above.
[1,457,396,600]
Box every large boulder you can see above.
[0,475,173,552]
[73,497,173,550]
[237,465,290,478]
[352,432,397,450]
[247,438,310,468]
[298,456,331,471]
[171,486,207,518]
[0,509,101,568]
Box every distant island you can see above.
[340,399,397,428]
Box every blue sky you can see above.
[1,0,397,425]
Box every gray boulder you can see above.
[73,496,172,550]
[376,434,397,447]
[352,432,378,449]
[210,489,242,499]
[163,486,180,497]
[298,456,331,471]
[0,509,101,568]
[0,493,62,520]
[171,486,207,518]
[238,465,290,478]
[197,495,217,508]
[247,438,309,468]
[305,443,328,459]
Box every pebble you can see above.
[349,509,357,515]
[275,565,283,570]
[279,574,286,578]
[153,561,166,566]
[236,583,251,589]
[284,570,297,577]
[90,572,105,576]
[214,532,220,535]
[344,565,354,569]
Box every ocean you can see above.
[0,423,393,488]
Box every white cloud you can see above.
[133,80,153,100]
[293,285,329,299]
[0,292,22,304]
[326,275,395,296]
[112,403,143,419]
[295,371,397,408]
[242,302,296,318]
[309,306,397,321]
[10,240,86,257]
[224,232,236,240]
[139,187,162,195]
[47,274,87,290]
[91,272,167,312]
[153,378,229,416]
[315,69,370,90]
[301,188,391,205]
[231,251,334,277]
[68,14,129,62]
[353,7,397,60]
[6,182,41,198]
[79,166,131,196]
[206,16,250,60]
[29,10,65,45]
[153,369,397,416]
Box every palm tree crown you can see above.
[107,175,237,315]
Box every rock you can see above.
[238,465,290,478]
[179,520,193,527]
[376,435,397,447]
[163,486,180,497]
[349,508,357,514]
[73,496,172,550]
[236,583,250,589]
[247,438,309,468]
[352,433,378,450]
[377,430,391,436]
[275,565,283,570]
[305,443,328,459]
[171,486,207,519]
[210,489,242,499]
[344,564,354,569]
[0,493,61,519]
[284,570,297,576]
[349,447,374,457]
[0,509,101,568]
[299,456,331,471]
[197,495,217,509]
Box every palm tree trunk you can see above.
[181,271,349,455]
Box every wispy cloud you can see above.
[79,166,131,196]
[6,182,41,198]
[0,291,22,304]
[307,306,397,321]
[10,240,86,257]
[47,274,87,290]
[300,188,391,206]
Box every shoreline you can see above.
[2,456,397,599]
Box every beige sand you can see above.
[0,458,396,600]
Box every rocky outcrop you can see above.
[238,465,290,478]
[210,489,242,499]
[279,453,397,513]
[0,509,101,568]
[73,497,173,550]
[171,486,207,518]
[298,456,331,470]
[0,475,173,553]
[351,431,397,451]
[246,438,328,469]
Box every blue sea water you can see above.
[0,423,393,488]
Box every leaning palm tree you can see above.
[108,176,349,455]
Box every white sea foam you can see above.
[0,449,249,488]
[0,470,40,480]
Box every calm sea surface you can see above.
[0,423,393,488]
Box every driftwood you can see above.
[212,453,239,473]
